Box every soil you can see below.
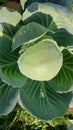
[69,108,73,112]
[1,1,20,11]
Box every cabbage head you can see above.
[0,0,73,121]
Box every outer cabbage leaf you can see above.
[0,6,21,26]
[62,0,73,10]
[22,2,73,35]
[21,0,73,10]
[0,23,27,88]
[19,78,72,121]
[12,22,48,51]
[51,28,73,47]
[22,2,73,48]
[0,23,16,67]
[48,49,73,92]
[0,79,18,115]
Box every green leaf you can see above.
[0,79,18,115]
[0,6,21,26]
[26,0,73,10]
[62,0,73,10]
[22,2,73,48]
[22,2,73,35]
[12,22,48,51]
[48,49,73,92]
[51,28,73,47]
[0,23,13,41]
[19,79,72,121]
[0,23,27,88]
[0,23,16,67]
[23,0,70,8]
[0,66,27,88]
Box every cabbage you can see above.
[18,39,63,81]
[0,0,73,121]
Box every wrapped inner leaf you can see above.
[18,39,63,81]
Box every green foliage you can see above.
[19,79,72,120]
[0,79,18,115]
[49,49,73,92]
[0,0,73,121]
[21,0,73,11]
[12,22,49,51]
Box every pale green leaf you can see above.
[18,39,63,81]
[0,6,21,26]
[20,0,27,10]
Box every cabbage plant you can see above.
[0,0,73,121]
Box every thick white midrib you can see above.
[0,32,12,41]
